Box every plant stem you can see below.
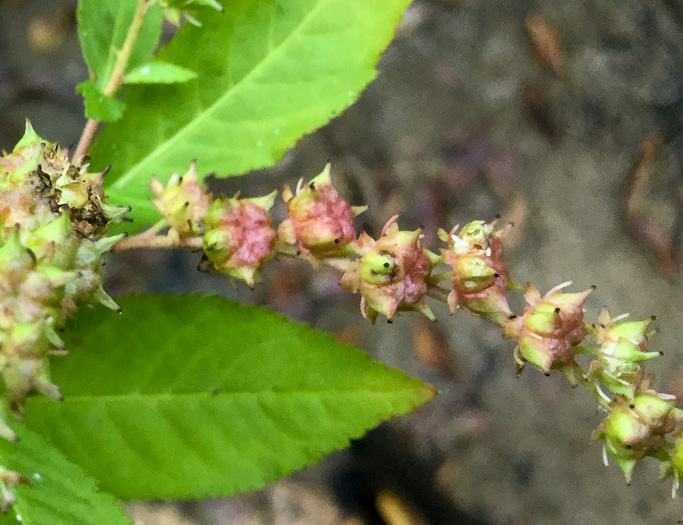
[113,234,204,252]
[73,118,100,161]
[103,0,150,97]
[565,361,611,410]
[275,246,353,272]
[73,0,151,162]
[144,218,169,237]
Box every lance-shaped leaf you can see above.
[24,295,434,501]
[91,0,411,231]
[124,62,198,84]
[0,423,130,525]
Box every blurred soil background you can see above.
[2,0,683,524]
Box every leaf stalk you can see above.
[73,0,152,162]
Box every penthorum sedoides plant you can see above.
[0,1,682,523]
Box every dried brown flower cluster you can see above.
[0,123,127,509]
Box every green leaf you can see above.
[24,295,434,501]
[77,81,127,122]
[0,423,130,525]
[124,61,198,84]
[77,0,164,90]
[92,0,411,230]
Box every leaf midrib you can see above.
[108,0,326,190]
[100,4,134,88]
[39,388,425,403]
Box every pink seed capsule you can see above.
[278,164,366,259]
[340,218,435,323]
[440,220,517,325]
[202,191,278,287]
[503,281,593,374]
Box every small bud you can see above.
[202,191,278,286]
[2,121,44,182]
[25,213,79,266]
[0,417,16,444]
[663,434,683,496]
[340,218,434,323]
[1,353,50,409]
[279,164,366,259]
[592,309,655,350]
[503,282,593,374]
[0,464,26,512]
[150,160,211,238]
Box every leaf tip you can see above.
[424,384,438,403]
